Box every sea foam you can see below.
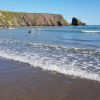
[0,26,100,82]
[82,30,100,33]
[0,48,100,82]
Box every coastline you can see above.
[0,57,100,100]
[0,11,69,27]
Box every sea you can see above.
[0,25,100,81]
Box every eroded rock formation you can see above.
[71,17,86,26]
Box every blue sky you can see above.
[0,0,100,25]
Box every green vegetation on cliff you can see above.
[0,11,69,27]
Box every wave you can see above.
[26,43,100,56]
[82,30,100,33]
[0,38,100,56]
[41,28,100,34]
[0,48,100,82]
[0,38,100,81]
[8,27,15,29]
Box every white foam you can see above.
[0,49,100,82]
[82,30,100,33]
[8,27,15,29]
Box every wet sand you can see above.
[0,58,100,100]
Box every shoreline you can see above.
[0,26,68,29]
[0,57,100,100]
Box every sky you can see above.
[0,0,100,25]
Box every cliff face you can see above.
[0,11,69,27]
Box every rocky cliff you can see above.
[0,11,69,27]
[71,17,86,26]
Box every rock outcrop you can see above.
[71,17,86,26]
[0,11,69,27]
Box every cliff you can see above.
[0,11,69,27]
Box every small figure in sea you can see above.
[28,30,31,34]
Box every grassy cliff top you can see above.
[0,10,69,27]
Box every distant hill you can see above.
[0,10,69,27]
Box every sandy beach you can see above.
[0,57,100,100]
[0,0,100,100]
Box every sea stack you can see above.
[71,17,86,26]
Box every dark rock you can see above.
[71,17,86,26]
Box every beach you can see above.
[0,57,100,100]
[0,0,100,100]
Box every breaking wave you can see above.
[82,30,100,33]
[0,26,100,81]
[0,39,100,81]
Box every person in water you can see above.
[28,30,31,34]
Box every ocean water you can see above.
[0,25,100,81]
